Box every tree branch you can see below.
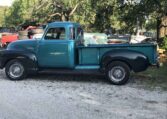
[35,1,48,11]
[49,13,62,17]
[69,3,80,16]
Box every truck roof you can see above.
[48,22,80,27]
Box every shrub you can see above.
[162,36,167,50]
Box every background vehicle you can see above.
[107,34,130,44]
[18,26,44,40]
[0,27,18,48]
[0,22,159,85]
[130,31,156,44]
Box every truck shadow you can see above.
[28,72,110,84]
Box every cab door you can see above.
[37,27,75,68]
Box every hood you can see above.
[7,39,38,53]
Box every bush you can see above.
[162,36,167,50]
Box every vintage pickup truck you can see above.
[0,22,159,85]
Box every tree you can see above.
[30,0,84,22]
[4,0,167,36]
[4,0,123,32]
[0,6,8,26]
[119,0,167,36]
[5,0,37,26]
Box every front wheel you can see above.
[106,61,130,85]
[5,59,27,80]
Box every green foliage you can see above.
[162,37,167,50]
[145,19,157,31]
[2,0,167,33]
[5,0,37,26]
[134,63,167,90]
[0,6,8,26]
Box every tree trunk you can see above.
[156,18,161,44]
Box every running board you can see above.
[75,65,100,70]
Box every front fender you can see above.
[100,49,149,72]
[0,49,38,73]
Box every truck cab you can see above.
[37,22,81,68]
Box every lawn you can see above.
[133,62,167,90]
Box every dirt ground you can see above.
[0,69,167,119]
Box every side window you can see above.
[77,27,83,40]
[69,27,83,40]
[69,27,75,40]
[44,27,66,40]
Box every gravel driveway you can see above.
[0,69,167,119]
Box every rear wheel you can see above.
[5,59,27,80]
[106,61,130,85]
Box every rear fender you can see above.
[100,49,149,72]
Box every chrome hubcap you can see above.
[108,66,125,82]
[9,62,24,78]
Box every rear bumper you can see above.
[152,62,160,68]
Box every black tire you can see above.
[106,61,130,85]
[5,59,27,80]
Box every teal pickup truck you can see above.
[0,22,159,85]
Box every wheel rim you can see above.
[8,62,24,79]
[108,66,126,82]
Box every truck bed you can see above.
[77,43,157,65]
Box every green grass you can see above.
[133,63,167,91]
